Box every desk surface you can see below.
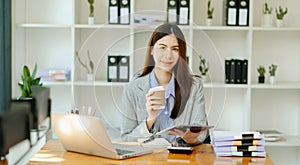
[28,140,275,165]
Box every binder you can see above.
[215,151,266,157]
[235,59,242,84]
[212,145,265,152]
[229,59,236,84]
[178,0,189,25]
[167,0,178,23]
[107,55,118,82]
[120,0,130,24]
[238,0,249,26]
[225,60,231,84]
[109,0,119,24]
[241,59,248,84]
[118,56,130,82]
[224,0,238,26]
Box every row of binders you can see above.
[211,130,266,157]
[107,55,130,82]
[225,59,248,84]
[108,0,250,26]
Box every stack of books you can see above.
[210,130,266,157]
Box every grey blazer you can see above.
[120,74,208,143]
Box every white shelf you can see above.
[252,27,300,32]
[265,136,300,147]
[42,81,72,86]
[193,26,250,31]
[74,24,131,29]
[16,23,72,28]
[74,81,127,87]
[251,82,300,89]
[204,82,248,89]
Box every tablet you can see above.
[157,125,214,135]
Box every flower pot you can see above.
[258,76,265,84]
[206,19,213,26]
[88,17,94,25]
[269,76,276,84]
[201,75,207,83]
[261,14,273,27]
[276,19,283,27]
[87,74,94,81]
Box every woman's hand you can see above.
[145,91,164,130]
[168,128,205,144]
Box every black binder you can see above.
[167,0,178,23]
[107,55,118,82]
[118,56,130,82]
[225,60,231,84]
[235,59,242,84]
[224,0,238,26]
[178,0,190,25]
[120,0,130,24]
[238,0,249,26]
[109,0,119,24]
[241,59,248,84]
[229,59,236,83]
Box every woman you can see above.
[120,23,208,145]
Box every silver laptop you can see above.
[52,113,153,159]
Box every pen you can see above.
[142,135,155,144]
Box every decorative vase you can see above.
[269,76,276,84]
[88,16,94,25]
[206,19,213,26]
[201,75,207,83]
[87,74,94,81]
[261,14,273,27]
[258,76,265,84]
[276,19,283,27]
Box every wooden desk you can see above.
[28,140,274,165]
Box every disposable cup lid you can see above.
[148,86,164,93]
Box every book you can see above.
[215,151,266,157]
[211,130,263,142]
[212,145,265,152]
[212,139,265,147]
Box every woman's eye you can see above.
[159,47,166,50]
[172,48,179,51]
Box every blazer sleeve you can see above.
[120,84,152,142]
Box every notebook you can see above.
[52,113,153,159]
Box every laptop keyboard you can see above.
[116,148,134,155]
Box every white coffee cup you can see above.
[148,86,165,110]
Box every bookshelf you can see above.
[13,0,300,164]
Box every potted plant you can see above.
[275,6,288,27]
[18,64,42,98]
[262,3,273,27]
[206,0,214,26]
[199,56,209,82]
[88,0,94,25]
[76,50,94,81]
[269,64,278,84]
[257,66,266,83]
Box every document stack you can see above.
[211,130,266,157]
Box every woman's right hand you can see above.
[145,91,164,130]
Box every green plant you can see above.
[257,66,266,77]
[207,0,214,19]
[199,56,209,76]
[18,64,42,98]
[269,64,278,76]
[263,3,272,14]
[88,0,94,17]
[76,50,94,74]
[276,6,288,20]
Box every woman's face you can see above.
[151,34,180,72]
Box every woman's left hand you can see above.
[168,128,205,144]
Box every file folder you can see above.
[167,0,178,23]
[225,60,231,84]
[107,55,118,82]
[118,56,130,82]
[238,0,249,26]
[229,59,236,83]
[235,59,242,84]
[241,59,248,84]
[224,0,238,26]
[109,0,119,24]
[178,0,189,25]
[120,0,130,24]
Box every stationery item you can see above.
[52,113,153,159]
[225,60,231,84]
[212,145,265,152]
[212,139,265,147]
[107,55,118,82]
[118,56,130,82]
[224,0,238,26]
[241,59,248,84]
[238,0,249,26]
[211,130,263,142]
[235,59,242,84]
[120,0,130,24]
[167,146,194,154]
[167,0,178,23]
[138,138,171,148]
[178,0,190,25]
[229,59,236,84]
[109,0,119,24]
[215,151,266,157]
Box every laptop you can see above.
[52,113,153,159]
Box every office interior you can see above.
[1,0,300,164]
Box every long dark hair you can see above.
[139,23,194,119]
